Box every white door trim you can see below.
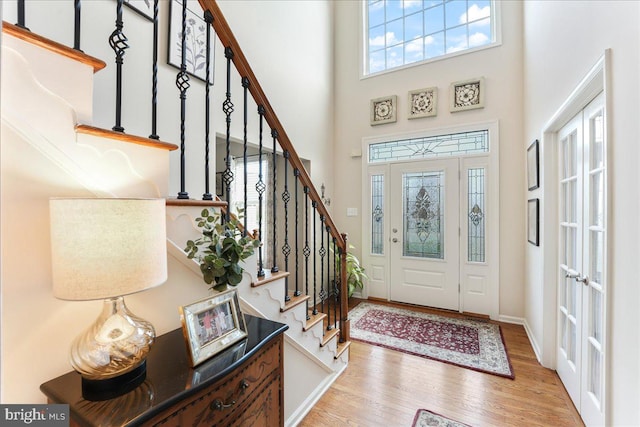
[539,49,611,424]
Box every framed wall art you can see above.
[179,289,247,367]
[450,77,484,112]
[168,0,214,83]
[527,139,540,191]
[527,198,540,246]
[123,0,154,21]
[408,87,437,119]
[370,95,397,126]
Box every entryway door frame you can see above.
[538,50,611,426]
[360,121,500,320]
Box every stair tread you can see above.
[76,124,178,151]
[252,270,290,287]
[3,21,106,72]
[303,311,327,331]
[335,340,351,359]
[166,198,228,207]
[320,328,340,347]
[281,293,310,313]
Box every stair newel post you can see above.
[340,233,349,342]
[282,151,291,302]
[175,0,190,199]
[109,0,129,133]
[294,169,301,297]
[319,214,326,316]
[303,186,311,320]
[16,0,29,30]
[333,236,339,331]
[148,0,160,141]
[326,225,333,331]
[256,106,267,277]
[241,76,250,235]
[312,201,319,316]
[73,0,81,51]
[201,10,213,200]
[222,47,235,221]
[270,129,279,273]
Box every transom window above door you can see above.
[364,0,499,76]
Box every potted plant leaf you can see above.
[184,209,260,292]
[332,244,368,298]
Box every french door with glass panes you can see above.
[556,93,606,427]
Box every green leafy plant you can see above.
[332,244,368,298]
[184,209,260,292]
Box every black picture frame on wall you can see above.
[528,198,540,246]
[527,139,540,191]
[167,0,214,84]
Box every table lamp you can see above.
[49,198,167,400]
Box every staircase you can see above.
[1,1,348,425]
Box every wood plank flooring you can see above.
[300,299,583,427]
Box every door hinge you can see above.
[458,283,461,293]
[459,227,461,237]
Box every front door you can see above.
[389,159,460,310]
[556,93,606,426]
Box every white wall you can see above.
[0,0,334,403]
[332,1,525,318]
[522,1,640,425]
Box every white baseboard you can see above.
[497,314,524,325]
[522,318,543,364]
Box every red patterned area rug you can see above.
[350,302,514,379]
[412,409,471,427]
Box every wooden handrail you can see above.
[200,0,349,342]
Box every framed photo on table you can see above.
[179,289,247,367]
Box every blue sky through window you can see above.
[367,0,494,75]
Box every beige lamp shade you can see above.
[50,198,167,301]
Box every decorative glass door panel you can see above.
[402,171,444,259]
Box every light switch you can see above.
[347,208,358,217]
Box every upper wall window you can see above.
[365,0,497,76]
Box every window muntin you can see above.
[366,0,495,75]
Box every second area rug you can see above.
[349,302,514,379]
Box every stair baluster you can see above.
[333,236,339,331]
[109,0,129,133]
[326,224,333,331]
[175,0,190,199]
[256,106,266,277]
[16,0,28,30]
[319,214,326,317]
[149,0,160,141]
[304,186,311,320]
[241,76,250,235]
[73,0,81,51]
[282,151,291,302]
[294,168,301,297]
[271,129,279,273]
[202,10,213,200]
[312,201,319,316]
[222,46,235,219]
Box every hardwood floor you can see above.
[300,299,583,427]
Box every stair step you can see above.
[281,293,310,313]
[320,328,340,347]
[252,270,290,288]
[166,198,228,208]
[303,311,327,332]
[2,21,106,72]
[76,124,178,151]
[335,340,351,359]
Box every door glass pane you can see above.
[591,171,604,228]
[589,343,602,401]
[402,171,444,259]
[568,131,577,177]
[590,230,604,285]
[561,314,568,354]
[467,168,485,262]
[371,174,384,255]
[591,111,604,170]
[569,320,577,364]
[591,287,603,343]
[568,279,576,318]
[563,226,576,268]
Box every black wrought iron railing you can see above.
[4,0,349,344]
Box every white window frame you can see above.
[360,0,503,79]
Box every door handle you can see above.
[565,270,589,286]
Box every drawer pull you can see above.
[210,379,250,411]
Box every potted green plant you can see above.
[332,244,368,298]
[184,209,260,292]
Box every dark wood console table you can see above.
[41,315,288,427]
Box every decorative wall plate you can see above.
[450,77,485,112]
[408,87,437,119]
[370,95,397,125]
